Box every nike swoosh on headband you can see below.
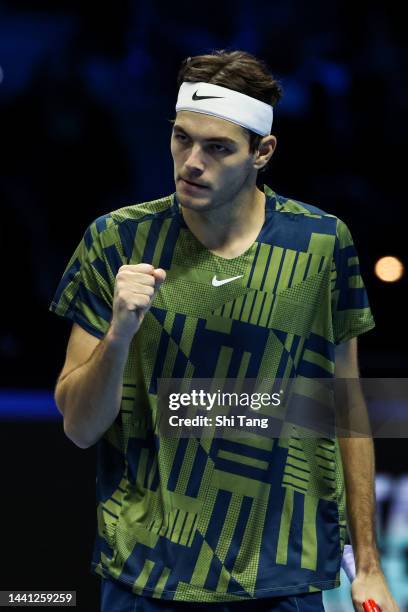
[193,91,224,101]
[212,275,243,287]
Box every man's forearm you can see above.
[55,329,130,449]
[339,433,381,574]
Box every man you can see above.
[50,50,398,611]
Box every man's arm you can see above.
[335,337,398,611]
[54,263,166,449]
[55,322,130,449]
[335,337,380,573]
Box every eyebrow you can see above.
[172,124,238,146]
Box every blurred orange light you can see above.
[374,256,404,282]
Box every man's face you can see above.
[171,111,258,211]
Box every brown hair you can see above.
[176,49,283,173]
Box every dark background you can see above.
[0,1,407,610]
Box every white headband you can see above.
[175,81,273,136]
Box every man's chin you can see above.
[176,189,212,210]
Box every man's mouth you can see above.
[180,178,209,189]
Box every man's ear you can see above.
[253,135,277,170]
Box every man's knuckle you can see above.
[117,294,128,307]
[116,270,128,284]
[136,273,155,285]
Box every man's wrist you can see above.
[355,548,382,576]
[104,327,132,353]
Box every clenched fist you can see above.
[109,263,166,343]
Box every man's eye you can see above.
[174,133,187,142]
[210,144,227,153]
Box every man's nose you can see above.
[184,144,205,172]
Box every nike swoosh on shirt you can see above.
[193,91,224,101]
[212,275,243,287]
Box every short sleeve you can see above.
[49,216,125,339]
[331,218,376,345]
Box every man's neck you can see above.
[180,184,266,259]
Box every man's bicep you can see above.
[58,322,102,382]
[334,336,360,378]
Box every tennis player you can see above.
[50,50,398,611]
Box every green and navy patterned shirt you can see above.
[50,184,375,602]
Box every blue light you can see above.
[0,390,61,420]
[314,59,351,95]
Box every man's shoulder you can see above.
[273,191,337,220]
[102,193,175,229]
[83,193,176,245]
[267,187,347,241]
